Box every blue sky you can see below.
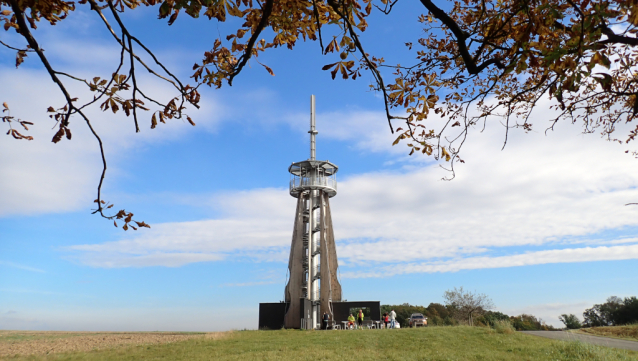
[1,1,638,330]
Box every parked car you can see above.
[408,313,428,327]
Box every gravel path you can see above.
[521,330,638,351]
[0,331,228,358]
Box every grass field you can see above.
[577,324,638,342]
[2,327,637,361]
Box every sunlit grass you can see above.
[577,324,638,342]
[3,327,637,361]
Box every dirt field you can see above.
[0,330,227,358]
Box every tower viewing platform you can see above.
[288,160,338,198]
[287,94,338,199]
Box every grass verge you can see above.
[577,324,638,342]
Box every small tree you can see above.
[443,287,494,326]
[559,314,582,329]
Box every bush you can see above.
[492,319,515,334]
[381,303,459,327]
[511,314,544,331]
[559,314,582,329]
[481,311,511,327]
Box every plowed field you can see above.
[0,331,226,358]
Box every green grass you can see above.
[3,327,637,361]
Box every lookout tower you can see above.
[257,96,380,330]
[283,95,342,329]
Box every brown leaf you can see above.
[168,9,179,25]
[322,62,337,71]
[16,50,27,68]
[2,102,8,109]
[52,128,65,143]
[65,127,72,140]
[262,63,275,76]
[123,223,128,231]
[187,116,195,126]
[135,221,151,228]
[330,66,339,80]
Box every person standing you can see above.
[322,312,330,330]
[383,313,389,329]
[357,309,364,329]
[389,309,397,329]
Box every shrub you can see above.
[559,314,582,329]
[481,311,511,327]
[511,314,543,331]
[492,319,515,334]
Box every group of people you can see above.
[382,310,397,329]
[321,309,397,330]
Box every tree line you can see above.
[386,288,638,330]
[382,287,555,330]
[381,303,556,331]
[559,296,638,329]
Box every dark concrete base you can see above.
[259,300,380,330]
[258,302,288,330]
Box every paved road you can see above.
[521,331,638,351]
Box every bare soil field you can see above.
[0,331,227,358]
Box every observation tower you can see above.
[283,95,342,329]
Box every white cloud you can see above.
[340,244,638,278]
[0,261,45,273]
[502,301,591,328]
[5,23,638,276]
[0,39,222,217]
[65,113,638,272]
[65,188,295,267]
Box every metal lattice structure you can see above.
[283,95,342,329]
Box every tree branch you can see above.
[8,0,114,217]
[228,0,274,85]
[419,0,505,74]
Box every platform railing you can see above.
[289,176,337,192]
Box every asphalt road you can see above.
[520,331,638,352]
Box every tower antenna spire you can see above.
[310,95,317,160]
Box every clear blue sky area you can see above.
[1,1,637,330]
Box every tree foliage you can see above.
[381,302,456,327]
[583,296,638,326]
[559,313,582,329]
[443,286,494,326]
[3,0,638,225]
